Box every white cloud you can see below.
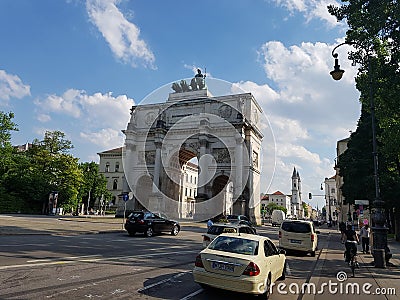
[86,0,155,68]
[236,40,361,201]
[277,143,321,163]
[34,89,135,148]
[35,90,83,118]
[37,113,51,123]
[0,70,31,105]
[80,128,124,149]
[270,0,342,27]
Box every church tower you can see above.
[291,167,302,218]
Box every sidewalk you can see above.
[304,228,400,300]
[0,214,126,235]
[0,213,207,235]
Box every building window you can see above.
[105,163,110,173]
[190,175,193,183]
[115,162,119,172]
[194,177,197,184]
[113,179,118,190]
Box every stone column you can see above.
[197,137,208,199]
[235,133,244,200]
[152,141,162,193]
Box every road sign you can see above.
[355,200,369,205]
[122,194,129,202]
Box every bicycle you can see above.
[345,241,359,277]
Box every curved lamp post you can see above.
[330,42,388,268]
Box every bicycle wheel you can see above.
[351,258,356,277]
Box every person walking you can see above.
[207,219,213,229]
[359,224,370,254]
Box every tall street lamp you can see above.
[86,166,92,216]
[322,180,333,225]
[330,42,387,268]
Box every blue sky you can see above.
[0,0,362,209]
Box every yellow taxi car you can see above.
[193,233,286,297]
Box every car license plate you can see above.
[290,239,301,244]
[211,262,234,272]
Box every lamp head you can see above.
[330,56,345,80]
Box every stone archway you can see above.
[122,76,263,223]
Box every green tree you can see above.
[77,162,111,214]
[302,202,309,218]
[266,202,287,215]
[5,130,84,214]
[0,111,18,147]
[0,111,20,212]
[33,130,73,154]
[329,0,400,239]
[337,108,375,206]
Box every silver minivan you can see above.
[278,220,319,256]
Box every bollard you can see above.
[373,249,386,268]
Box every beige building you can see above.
[261,191,292,218]
[179,161,199,218]
[98,147,199,217]
[335,137,350,223]
[97,147,125,209]
[323,176,337,223]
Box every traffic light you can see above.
[308,193,312,199]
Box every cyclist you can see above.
[341,224,359,264]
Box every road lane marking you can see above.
[27,255,102,263]
[0,250,199,270]
[137,271,190,292]
[180,288,204,300]
[286,263,292,275]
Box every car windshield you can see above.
[282,222,311,233]
[226,215,238,220]
[207,225,237,235]
[208,236,259,255]
[129,212,144,219]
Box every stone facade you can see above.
[122,83,263,224]
[97,147,125,209]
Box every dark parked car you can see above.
[226,214,256,231]
[124,211,180,237]
[202,222,257,247]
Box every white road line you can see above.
[0,250,198,270]
[286,263,292,275]
[180,289,204,300]
[1,243,47,247]
[27,255,101,263]
[137,271,189,292]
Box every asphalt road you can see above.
[0,222,330,300]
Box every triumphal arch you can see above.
[122,72,263,224]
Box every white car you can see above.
[193,233,286,297]
[279,220,319,256]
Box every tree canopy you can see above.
[0,114,110,214]
[329,0,400,237]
